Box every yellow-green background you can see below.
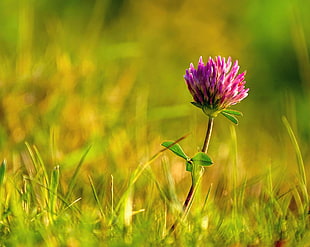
[0,0,309,192]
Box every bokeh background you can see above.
[0,0,309,196]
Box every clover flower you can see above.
[184,56,249,118]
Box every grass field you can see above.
[0,0,310,246]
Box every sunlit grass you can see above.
[0,0,310,246]
[1,126,309,246]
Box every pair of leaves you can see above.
[161,141,213,172]
[221,109,243,125]
[191,102,243,125]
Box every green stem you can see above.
[168,117,214,235]
[182,117,213,209]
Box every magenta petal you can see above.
[184,56,249,111]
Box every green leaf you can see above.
[221,111,239,124]
[0,160,6,186]
[191,102,203,109]
[191,152,213,167]
[186,161,193,172]
[161,141,189,160]
[222,109,243,116]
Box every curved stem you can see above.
[182,184,195,211]
[182,117,214,209]
[168,116,214,235]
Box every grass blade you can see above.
[282,116,306,185]
[33,145,49,186]
[65,146,92,201]
[25,142,49,187]
[88,175,105,219]
[282,116,308,210]
[0,160,6,186]
[49,166,60,222]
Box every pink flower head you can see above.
[184,56,249,117]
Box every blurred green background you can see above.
[0,0,309,190]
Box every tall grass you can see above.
[0,116,309,246]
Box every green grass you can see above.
[0,0,310,246]
[2,118,309,246]
[0,121,309,246]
